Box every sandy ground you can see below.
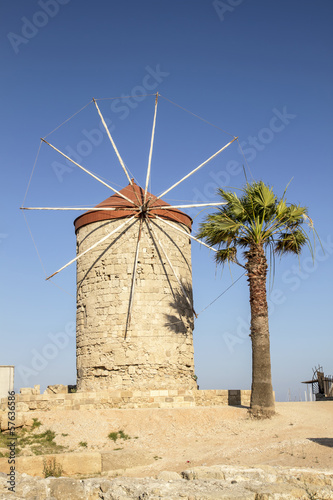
[22,402,333,477]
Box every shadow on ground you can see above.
[307,438,333,448]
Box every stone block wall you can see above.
[76,217,196,392]
[0,389,252,417]
[195,389,251,407]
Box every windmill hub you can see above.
[139,203,149,216]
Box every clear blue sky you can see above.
[1,0,332,401]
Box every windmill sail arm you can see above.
[153,215,218,252]
[20,206,140,211]
[124,219,143,337]
[156,202,227,209]
[93,99,142,207]
[156,136,237,201]
[46,215,137,280]
[144,92,158,203]
[41,138,136,206]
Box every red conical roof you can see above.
[74,181,192,232]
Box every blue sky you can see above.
[1,0,332,401]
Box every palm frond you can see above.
[281,177,293,200]
[237,237,251,248]
[268,240,276,292]
[240,181,277,228]
[217,189,246,220]
[275,230,308,255]
[287,203,307,220]
[197,211,243,247]
[197,179,318,269]
[253,183,277,211]
[215,246,238,265]
[276,199,288,218]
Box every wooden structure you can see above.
[302,365,333,400]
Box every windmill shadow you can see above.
[150,219,192,273]
[164,282,194,335]
[146,221,194,335]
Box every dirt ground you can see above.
[21,402,332,477]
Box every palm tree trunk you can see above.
[246,243,275,418]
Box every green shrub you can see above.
[108,430,130,442]
[31,418,42,429]
[108,432,119,442]
[43,457,63,478]
[39,430,56,443]
[118,430,130,440]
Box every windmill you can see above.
[21,93,238,392]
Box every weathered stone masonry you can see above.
[0,389,252,414]
[75,183,197,392]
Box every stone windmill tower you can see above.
[21,93,237,394]
[74,181,197,392]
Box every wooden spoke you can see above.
[124,218,143,338]
[144,92,159,204]
[156,137,237,201]
[20,207,139,211]
[153,215,218,253]
[46,216,137,280]
[41,138,137,206]
[155,202,227,209]
[93,99,141,206]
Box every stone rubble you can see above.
[1,465,332,499]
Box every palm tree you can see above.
[197,180,315,418]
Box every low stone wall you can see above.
[0,449,156,477]
[196,389,251,407]
[0,451,101,478]
[0,389,251,414]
